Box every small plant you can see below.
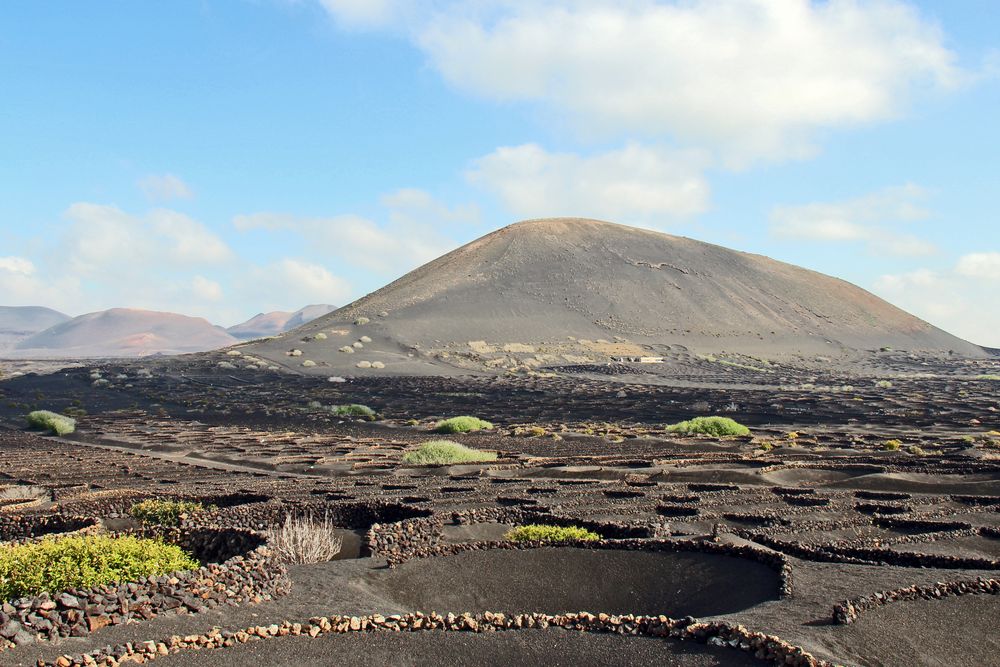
[130,499,209,527]
[301,360,316,367]
[504,524,600,543]
[0,535,198,600]
[883,439,903,451]
[401,440,497,465]
[758,441,774,452]
[975,374,1000,381]
[874,380,893,389]
[666,416,750,437]
[314,332,328,340]
[433,416,494,434]
[338,346,355,354]
[908,445,927,456]
[331,404,376,418]
[26,410,76,436]
[265,514,343,564]
[354,317,370,326]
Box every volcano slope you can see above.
[241,218,982,377]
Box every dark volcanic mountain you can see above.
[246,218,983,374]
[13,308,237,358]
[0,306,71,352]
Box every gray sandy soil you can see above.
[152,628,760,667]
[380,548,780,617]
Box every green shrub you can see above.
[331,404,376,418]
[976,374,1000,381]
[401,440,497,465]
[433,416,494,434]
[130,499,209,527]
[504,524,600,543]
[26,410,76,436]
[883,439,903,451]
[666,416,750,437]
[0,535,198,600]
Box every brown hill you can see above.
[246,218,983,374]
[13,308,237,358]
[227,305,337,340]
[0,306,70,353]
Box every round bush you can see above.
[26,410,76,436]
[504,524,600,543]
[130,499,209,527]
[331,404,376,418]
[666,416,750,437]
[401,440,497,465]
[433,416,494,434]
[0,535,199,600]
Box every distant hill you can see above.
[227,304,336,340]
[244,217,985,375]
[12,308,237,358]
[0,306,71,352]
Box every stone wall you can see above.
[741,532,1000,570]
[35,610,834,667]
[832,577,1000,624]
[0,514,97,543]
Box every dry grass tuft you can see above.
[265,514,343,564]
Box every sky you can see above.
[1,1,998,345]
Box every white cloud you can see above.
[381,187,481,227]
[249,259,353,307]
[874,256,1000,347]
[191,275,224,302]
[467,142,709,223]
[770,185,937,257]
[0,256,35,275]
[0,255,82,311]
[232,212,299,232]
[317,0,967,163]
[233,188,469,274]
[318,0,398,27]
[64,203,234,274]
[149,209,234,263]
[0,203,248,321]
[138,173,193,201]
[956,252,1000,280]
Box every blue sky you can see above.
[1,1,998,345]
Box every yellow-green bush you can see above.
[433,416,494,434]
[26,410,76,436]
[401,440,497,465]
[504,524,600,543]
[130,499,209,527]
[331,404,376,418]
[666,416,750,437]
[0,535,198,600]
